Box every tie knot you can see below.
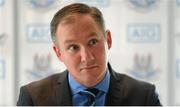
[85,88,99,96]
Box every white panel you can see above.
[0,0,14,105]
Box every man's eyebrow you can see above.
[87,32,98,38]
[64,40,76,45]
[63,32,98,44]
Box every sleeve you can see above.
[16,86,34,106]
[146,84,162,106]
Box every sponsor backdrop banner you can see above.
[0,0,179,106]
[0,0,15,105]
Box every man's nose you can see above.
[80,47,95,62]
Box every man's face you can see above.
[53,14,112,87]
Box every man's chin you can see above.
[81,80,99,88]
[80,75,104,87]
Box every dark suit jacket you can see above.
[17,63,161,106]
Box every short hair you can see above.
[50,3,105,43]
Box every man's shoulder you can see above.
[17,71,69,105]
[108,68,161,105]
[108,63,154,90]
[24,71,67,91]
[112,71,155,91]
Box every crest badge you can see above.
[25,0,60,12]
[127,53,160,81]
[127,0,161,13]
[75,0,110,7]
[27,53,59,80]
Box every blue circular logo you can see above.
[127,0,161,13]
[75,0,110,7]
[25,0,60,12]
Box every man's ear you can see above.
[106,30,112,49]
[53,45,63,61]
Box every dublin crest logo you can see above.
[0,33,7,46]
[25,0,60,12]
[27,53,59,80]
[127,53,160,81]
[74,0,110,7]
[127,0,161,13]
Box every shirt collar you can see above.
[68,68,110,95]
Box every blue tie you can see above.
[79,88,99,106]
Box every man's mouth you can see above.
[80,65,98,71]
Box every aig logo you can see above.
[0,0,4,6]
[128,24,160,43]
[27,24,51,43]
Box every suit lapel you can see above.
[53,63,124,106]
[54,71,72,106]
[106,63,125,106]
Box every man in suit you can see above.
[17,3,162,106]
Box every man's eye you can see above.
[67,45,79,52]
[89,39,98,46]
